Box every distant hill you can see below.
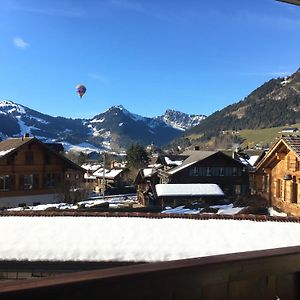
[179,68,300,149]
[0,101,206,152]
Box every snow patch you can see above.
[1,216,300,262]
[0,148,15,157]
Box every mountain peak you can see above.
[161,109,206,130]
[111,104,125,111]
[0,100,26,115]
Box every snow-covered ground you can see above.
[268,207,287,217]
[1,216,300,262]
[7,194,138,211]
[162,204,245,215]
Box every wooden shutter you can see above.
[33,174,39,189]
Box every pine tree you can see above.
[126,144,149,169]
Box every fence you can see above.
[0,246,300,299]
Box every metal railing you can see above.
[1,246,300,299]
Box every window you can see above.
[25,151,34,164]
[276,179,281,198]
[291,177,298,204]
[190,167,198,176]
[232,167,238,176]
[235,185,241,195]
[24,174,33,189]
[45,173,56,187]
[206,167,212,176]
[0,175,9,191]
[44,153,51,164]
[219,167,224,176]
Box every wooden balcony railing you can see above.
[0,246,300,299]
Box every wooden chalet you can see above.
[92,167,129,194]
[0,137,85,208]
[253,136,300,216]
[158,151,250,198]
[134,168,159,206]
[135,154,186,206]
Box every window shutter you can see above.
[33,174,39,189]
[19,175,24,190]
[9,175,15,191]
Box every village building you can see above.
[0,136,85,208]
[157,151,250,198]
[253,135,300,216]
[281,127,299,133]
[135,154,186,206]
[82,161,129,195]
[134,168,159,206]
[155,183,224,208]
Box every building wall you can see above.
[168,155,249,197]
[0,193,61,208]
[0,141,84,207]
[255,151,300,216]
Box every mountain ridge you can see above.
[180,68,300,149]
[0,100,206,152]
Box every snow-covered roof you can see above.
[143,168,156,177]
[155,184,224,197]
[84,173,97,180]
[1,216,300,262]
[164,156,183,166]
[167,160,198,175]
[0,148,15,157]
[93,168,124,179]
[167,151,218,175]
[81,164,102,171]
[247,155,259,166]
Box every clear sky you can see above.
[1,0,300,119]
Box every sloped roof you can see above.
[277,0,300,6]
[155,183,224,197]
[93,168,125,179]
[167,151,217,175]
[282,135,300,158]
[0,137,84,172]
[0,137,32,157]
[167,151,246,175]
[256,136,300,170]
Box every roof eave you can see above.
[277,0,300,6]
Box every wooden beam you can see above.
[276,152,285,160]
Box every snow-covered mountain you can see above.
[158,109,206,131]
[0,100,205,152]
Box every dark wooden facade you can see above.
[159,151,250,198]
[0,137,84,207]
[134,169,159,206]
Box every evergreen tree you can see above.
[126,144,149,169]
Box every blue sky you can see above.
[1,0,300,119]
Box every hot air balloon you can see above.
[76,84,86,98]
